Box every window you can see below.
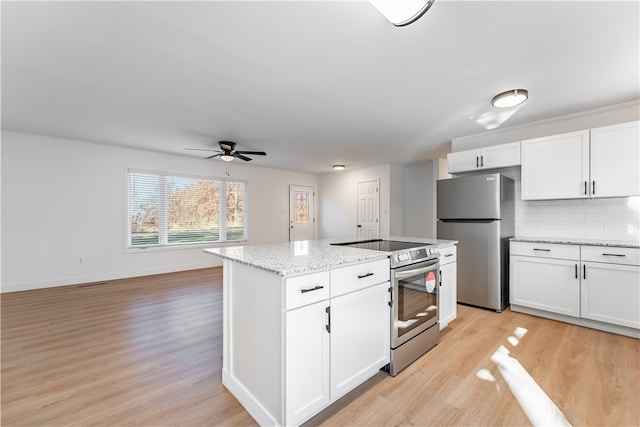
[127,169,246,248]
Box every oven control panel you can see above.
[395,246,439,265]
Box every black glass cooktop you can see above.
[332,239,426,252]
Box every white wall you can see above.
[318,164,391,240]
[1,130,318,292]
[403,161,436,238]
[318,161,440,240]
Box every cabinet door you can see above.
[582,262,640,329]
[439,261,457,329]
[447,150,480,174]
[510,256,580,317]
[481,142,521,169]
[330,282,390,401]
[285,301,330,425]
[590,121,640,198]
[521,130,590,200]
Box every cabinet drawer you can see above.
[331,258,390,297]
[285,271,330,310]
[439,245,457,265]
[581,246,640,266]
[510,241,580,260]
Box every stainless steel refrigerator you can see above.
[436,173,514,312]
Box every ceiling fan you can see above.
[185,140,267,162]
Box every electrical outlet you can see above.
[78,257,84,264]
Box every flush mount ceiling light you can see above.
[332,164,346,171]
[491,89,529,108]
[368,0,435,27]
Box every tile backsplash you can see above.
[514,181,640,243]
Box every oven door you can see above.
[391,258,439,348]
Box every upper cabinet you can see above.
[590,121,640,198]
[521,121,640,200]
[447,142,521,174]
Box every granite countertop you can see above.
[205,237,458,277]
[204,239,387,276]
[510,237,640,249]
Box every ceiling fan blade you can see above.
[185,148,220,152]
[236,150,266,156]
[205,153,223,159]
[234,153,253,161]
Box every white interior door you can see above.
[357,180,379,240]
[289,185,315,241]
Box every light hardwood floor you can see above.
[2,267,638,426]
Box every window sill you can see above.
[125,240,249,254]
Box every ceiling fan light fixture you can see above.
[491,89,529,108]
[368,0,435,27]
[332,164,346,171]
[221,154,235,162]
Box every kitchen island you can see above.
[205,238,457,426]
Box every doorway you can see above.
[357,180,379,240]
[289,185,315,241]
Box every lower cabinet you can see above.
[439,245,457,329]
[285,300,330,425]
[330,282,391,401]
[581,246,640,329]
[510,255,580,317]
[285,280,390,426]
[510,241,640,337]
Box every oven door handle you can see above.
[394,261,438,281]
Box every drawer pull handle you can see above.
[533,248,551,252]
[300,285,324,294]
[602,253,626,257]
[444,253,454,257]
[357,272,374,279]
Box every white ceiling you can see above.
[2,1,639,174]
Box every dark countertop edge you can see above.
[510,237,640,249]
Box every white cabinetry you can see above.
[438,245,457,329]
[222,258,391,427]
[581,246,640,329]
[510,242,580,317]
[510,241,640,338]
[521,121,640,200]
[330,282,390,401]
[447,142,520,174]
[521,130,589,200]
[285,300,330,424]
[590,121,640,198]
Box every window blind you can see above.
[128,170,246,248]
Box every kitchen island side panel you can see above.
[223,260,283,424]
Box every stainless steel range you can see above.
[332,239,440,375]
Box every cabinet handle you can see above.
[575,264,578,279]
[592,180,596,195]
[584,181,587,195]
[602,253,626,257]
[357,272,374,279]
[481,155,484,167]
[444,253,454,257]
[300,285,324,294]
[583,264,586,280]
[476,156,479,168]
[325,306,331,333]
[439,269,442,287]
[533,248,551,252]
